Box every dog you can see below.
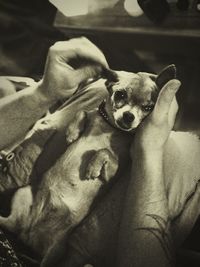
[0,64,196,265]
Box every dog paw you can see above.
[66,111,87,145]
[85,162,102,180]
[85,149,118,182]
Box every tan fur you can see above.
[108,71,157,131]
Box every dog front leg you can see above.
[0,185,32,232]
[65,111,87,145]
[85,149,118,182]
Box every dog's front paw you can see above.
[85,149,118,182]
[66,111,87,145]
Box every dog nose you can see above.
[123,111,135,124]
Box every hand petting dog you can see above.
[40,37,109,102]
[0,38,108,150]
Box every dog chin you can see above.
[115,120,135,132]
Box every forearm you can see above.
[117,149,174,267]
[0,82,55,149]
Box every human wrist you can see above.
[130,144,165,190]
[36,80,57,106]
[131,141,164,162]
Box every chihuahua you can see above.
[101,65,176,132]
[0,65,177,265]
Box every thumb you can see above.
[153,79,181,122]
[168,96,179,127]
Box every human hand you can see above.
[131,79,181,157]
[39,37,108,101]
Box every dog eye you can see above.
[114,90,127,102]
[142,104,154,112]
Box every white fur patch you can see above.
[113,105,142,130]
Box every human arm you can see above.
[117,79,181,267]
[0,37,108,150]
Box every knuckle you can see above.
[80,36,88,42]
[49,42,59,53]
[49,43,55,51]
[51,41,63,49]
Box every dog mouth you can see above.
[115,119,133,131]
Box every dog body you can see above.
[1,66,196,262]
[6,110,130,255]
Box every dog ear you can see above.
[156,64,177,89]
[102,68,119,94]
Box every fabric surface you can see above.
[0,229,23,267]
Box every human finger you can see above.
[50,37,109,69]
[74,37,109,68]
[153,79,181,122]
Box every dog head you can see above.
[103,65,176,132]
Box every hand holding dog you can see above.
[120,78,181,267]
[131,79,181,156]
[39,37,109,101]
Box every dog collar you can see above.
[98,100,113,127]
